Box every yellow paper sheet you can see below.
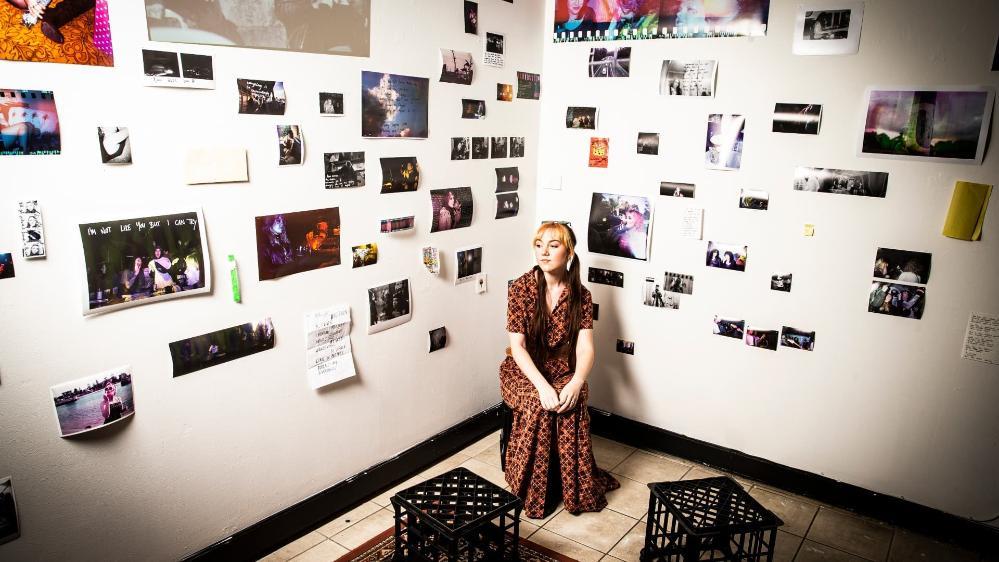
[943,181,992,241]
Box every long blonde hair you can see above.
[528,223,583,370]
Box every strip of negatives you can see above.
[794,166,888,198]
[873,247,931,284]
[381,216,415,233]
[169,319,275,377]
[773,103,822,134]
[588,266,624,287]
[661,182,695,198]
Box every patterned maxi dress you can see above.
[499,269,620,518]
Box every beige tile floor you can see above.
[261,431,986,562]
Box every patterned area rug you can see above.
[335,527,579,562]
[0,0,113,66]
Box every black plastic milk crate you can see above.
[391,467,523,561]
[641,476,783,562]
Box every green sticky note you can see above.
[943,181,992,241]
[228,254,241,303]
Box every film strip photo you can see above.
[19,200,45,259]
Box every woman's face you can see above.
[446,192,456,207]
[104,384,115,400]
[134,257,143,270]
[535,229,570,273]
[567,0,585,17]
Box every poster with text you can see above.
[255,207,341,281]
[361,71,429,138]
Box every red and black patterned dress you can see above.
[500,268,619,518]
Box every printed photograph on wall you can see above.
[588,46,630,77]
[566,106,597,129]
[773,103,822,134]
[440,49,474,85]
[142,50,214,89]
[868,282,925,320]
[873,248,931,284]
[319,92,344,116]
[472,137,489,158]
[859,87,994,164]
[483,31,504,67]
[429,327,447,352]
[517,71,541,99]
[664,271,693,294]
[637,132,659,155]
[745,328,778,351]
[705,241,747,272]
[739,189,769,210]
[237,79,286,115]
[793,1,864,55]
[793,167,888,198]
[771,273,792,292]
[589,137,609,167]
[431,187,474,232]
[146,0,370,57]
[704,114,745,170]
[50,366,134,438]
[0,476,18,545]
[381,216,414,233]
[19,200,45,258]
[97,127,131,164]
[496,167,520,193]
[464,1,478,34]
[0,89,60,156]
[255,207,340,281]
[324,152,365,189]
[78,210,210,315]
[451,137,470,160]
[496,192,519,219]
[361,71,429,138]
[0,253,13,280]
[659,60,716,96]
[422,246,440,274]
[455,246,482,285]
[352,243,378,268]
[588,266,623,287]
[1,0,113,66]
[169,319,275,377]
[643,277,678,309]
[713,316,745,339]
[553,0,771,41]
[781,326,815,351]
[380,156,420,193]
[588,193,652,261]
[368,278,412,334]
[510,136,525,157]
[497,83,514,101]
[491,136,508,158]
[277,125,304,165]
[461,98,486,119]
[661,181,695,198]
[616,339,635,355]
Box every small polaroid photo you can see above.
[873,247,931,284]
[773,103,822,134]
[0,476,20,545]
[637,132,659,155]
[616,338,635,355]
[566,106,598,129]
[781,326,816,351]
[429,326,448,352]
[319,92,344,116]
[277,125,304,166]
[712,315,745,339]
[745,328,779,351]
[367,278,412,335]
[739,189,769,210]
[483,32,505,67]
[793,1,865,56]
[661,182,695,198]
[18,200,46,259]
[771,273,792,292]
[455,246,483,285]
[97,127,132,164]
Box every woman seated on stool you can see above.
[500,222,619,519]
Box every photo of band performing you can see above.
[255,207,341,281]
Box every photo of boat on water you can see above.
[50,367,135,438]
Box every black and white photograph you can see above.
[141,49,180,80]
[464,1,478,34]
[706,241,747,272]
[739,189,769,210]
[868,282,926,320]
[588,266,624,288]
[324,152,365,189]
[169,319,275,378]
[705,114,745,170]
[496,193,520,220]
[440,49,474,85]
[98,127,131,164]
[660,59,717,96]
[380,157,420,193]
[237,79,287,115]
[496,167,520,193]
[587,193,652,261]
[352,243,378,269]
[277,125,304,166]
[745,328,779,351]
[793,167,888,198]
[771,273,792,292]
[660,181,695,198]
[773,103,822,134]
[637,132,659,155]
[255,208,341,281]
[368,278,412,334]
[873,248,931,284]
[664,271,693,295]
[0,476,18,545]
[146,0,370,58]
[616,339,635,355]
[451,137,470,160]
[461,99,486,119]
[455,246,483,285]
[781,326,816,351]
[19,200,45,259]
[50,367,135,437]
[472,137,490,159]
[0,253,14,280]
[713,316,745,340]
[793,2,863,55]
[643,277,679,309]
[142,49,215,89]
[510,137,526,158]
[180,53,214,82]
[319,92,344,116]
[483,32,505,67]
[79,210,210,315]
[491,136,508,158]
[566,106,597,129]
[431,187,474,232]
[588,47,631,78]
[429,326,448,352]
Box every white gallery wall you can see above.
[537,0,998,527]
[0,1,545,560]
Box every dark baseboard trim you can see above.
[587,407,999,555]
[183,404,504,562]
